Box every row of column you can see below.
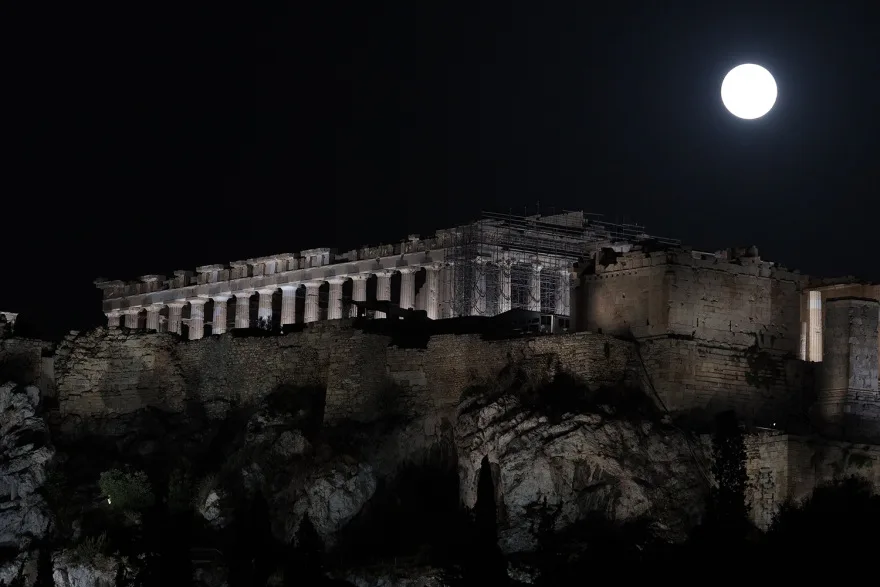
[106,262,571,338]
[105,266,442,339]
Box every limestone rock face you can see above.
[455,394,708,553]
[0,383,54,550]
[196,489,231,530]
[51,551,131,587]
[0,549,40,587]
[341,566,454,587]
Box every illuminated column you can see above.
[375,270,393,318]
[167,302,185,334]
[424,264,441,320]
[145,305,162,331]
[188,299,207,340]
[349,274,368,317]
[799,321,808,361]
[398,267,418,310]
[809,290,823,362]
[105,312,121,329]
[528,262,543,312]
[555,269,571,316]
[327,278,345,320]
[123,308,140,329]
[257,288,275,328]
[234,292,252,329]
[304,281,322,323]
[211,295,230,335]
[498,262,512,314]
[280,284,299,325]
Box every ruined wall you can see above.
[744,431,880,529]
[579,247,804,353]
[54,325,638,430]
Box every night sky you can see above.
[5,2,879,339]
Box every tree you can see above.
[708,410,748,534]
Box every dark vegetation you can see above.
[26,372,880,586]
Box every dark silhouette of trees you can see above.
[707,410,749,536]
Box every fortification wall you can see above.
[640,338,809,427]
[579,248,804,353]
[54,325,639,428]
[744,431,880,529]
[0,337,54,397]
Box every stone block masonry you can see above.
[743,430,880,529]
[578,245,805,353]
[814,297,880,438]
[0,337,55,398]
[54,322,809,435]
[54,325,640,428]
[639,338,809,427]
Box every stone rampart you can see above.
[578,247,804,353]
[640,338,809,427]
[0,337,54,398]
[743,430,880,529]
[54,325,639,429]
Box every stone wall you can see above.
[578,247,804,353]
[814,297,880,438]
[0,337,54,397]
[54,324,639,430]
[744,431,880,529]
[639,338,810,427]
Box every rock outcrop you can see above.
[0,383,54,550]
[51,550,132,587]
[455,391,709,553]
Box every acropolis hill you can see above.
[1,209,879,570]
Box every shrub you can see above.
[68,533,107,564]
[99,469,155,511]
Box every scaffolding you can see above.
[444,209,679,318]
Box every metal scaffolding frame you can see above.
[445,208,679,318]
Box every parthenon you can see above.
[96,210,671,340]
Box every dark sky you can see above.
[5,2,879,339]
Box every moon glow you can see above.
[721,64,777,120]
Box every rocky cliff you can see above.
[0,323,877,585]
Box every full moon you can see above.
[721,64,777,119]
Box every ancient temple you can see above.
[96,210,670,340]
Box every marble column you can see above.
[440,264,455,319]
[211,295,231,335]
[555,269,571,316]
[528,262,543,312]
[234,292,252,329]
[188,299,207,340]
[375,270,393,318]
[145,305,162,331]
[304,281,322,323]
[327,278,345,320]
[474,266,487,316]
[349,274,368,317]
[105,312,121,329]
[280,284,299,325]
[498,262,512,314]
[123,309,140,329]
[167,302,185,334]
[424,264,441,320]
[398,267,418,310]
[257,288,275,328]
